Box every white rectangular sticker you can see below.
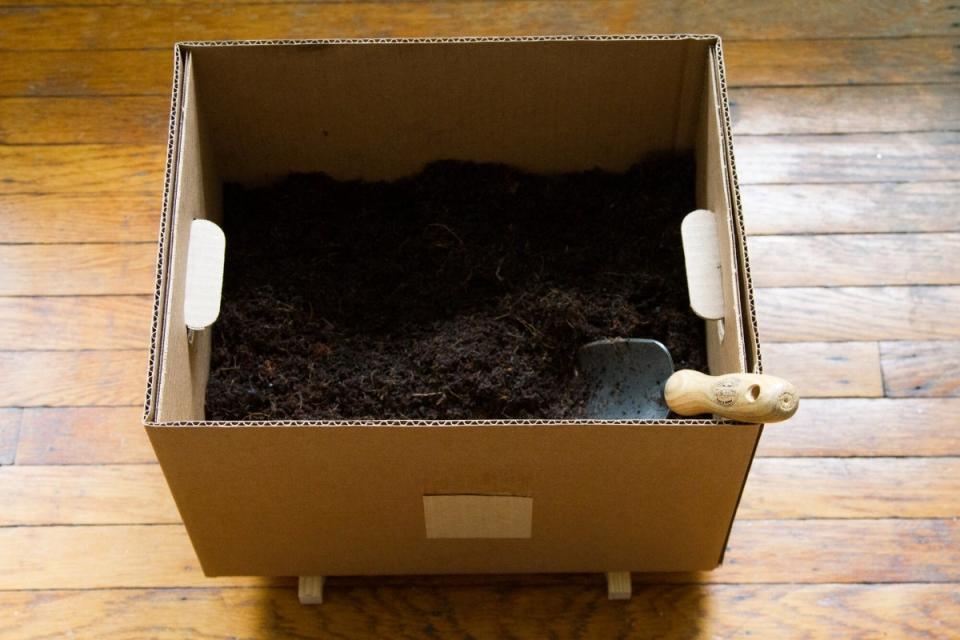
[423,495,533,539]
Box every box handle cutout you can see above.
[184,218,225,331]
[681,209,724,320]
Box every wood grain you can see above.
[749,234,960,287]
[0,194,160,243]
[757,398,960,457]
[741,458,960,519]
[735,132,960,184]
[881,341,960,397]
[0,408,21,465]
[5,39,955,99]
[730,84,960,135]
[0,2,957,633]
[4,85,957,148]
[0,464,178,525]
[755,286,960,342]
[15,406,154,465]
[0,351,145,407]
[740,182,960,235]
[0,296,152,350]
[5,458,954,526]
[0,525,281,590]
[1,0,955,41]
[2,583,957,640]
[0,244,156,296]
[0,50,172,97]
[763,342,883,398]
[723,37,960,86]
[0,145,163,194]
[0,96,168,145]
[2,2,954,50]
[714,519,960,584]
[2,519,957,590]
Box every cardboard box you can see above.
[144,36,762,580]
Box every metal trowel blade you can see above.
[577,338,675,420]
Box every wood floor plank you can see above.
[0,50,172,97]
[15,406,153,465]
[0,525,280,589]
[741,458,960,519]
[0,145,163,194]
[0,351,145,407]
[10,85,957,146]
[0,408,21,465]
[735,132,960,184]
[0,194,160,243]
[2,0,955,41]
[2,519,956,589]
[881,341,960,397]
[0,96,168,145]
[763,342,883,398]
[0,244,155,296]
[712,519,960,584]
[0,296,152,350]
[2,2,953,51]
[749,234,960,287]
[0,464,178,525]
[741,182,960,235]
[5,458,954,526]
[723,37,959,86]
[757,398,960,457]
[731,84,960,135]
[1,584,958,640]
[755,286,960,342]
[5,39,956,99]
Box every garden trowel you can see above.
[577,338,798,423]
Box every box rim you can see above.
[173,34,721,48]
[143,34,760,430]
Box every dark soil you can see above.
[205,155,706,420]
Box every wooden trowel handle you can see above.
[664,370,799,423]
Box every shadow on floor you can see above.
[254,574,709,638]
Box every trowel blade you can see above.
[577,338,675,420]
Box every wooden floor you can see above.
[1,1,958,637]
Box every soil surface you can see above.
[206,155,706,420]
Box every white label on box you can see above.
[423,495,533,539]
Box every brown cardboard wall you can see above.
[697,50,747,376]
[149,422,760,576]
[187,38,711,183]
[156,54,222,422]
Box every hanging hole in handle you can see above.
[747,384,760,402]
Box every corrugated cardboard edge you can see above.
[141,34,760,434]
[143,44,187,424]
[712,39,762,375]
